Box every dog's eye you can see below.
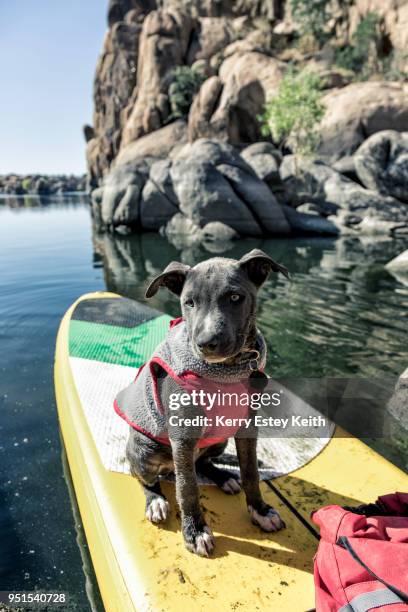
[230,293,243,303]
[184,298,195,308]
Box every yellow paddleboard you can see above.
[54,292,408,612]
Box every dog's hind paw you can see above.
[146,497,170,523]
[185,526,215,557]
[221,477,241,495]
[248,505,286,532]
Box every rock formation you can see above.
[86,0,408,239]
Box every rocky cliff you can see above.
[86,0,408,242]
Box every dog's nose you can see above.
[196,338,219,353]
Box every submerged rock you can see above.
[386,249,408,272]
[162,214,238,251]
[162,212,202,248]
[201,221,239,242]
[282,205,339,235]
[387,368,408,430]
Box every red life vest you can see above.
[114,318,266,448]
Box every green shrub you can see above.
[259,70,325,156]
[335,12,381,76]
[168,66,206,119]
[290,0,332,46]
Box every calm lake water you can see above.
[0,195,407,610]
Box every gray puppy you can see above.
[123,249,289,556]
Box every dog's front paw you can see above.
[221,476,241,495]
[183,524,215,557]
[248,505,286,532]
[145,497,170,523]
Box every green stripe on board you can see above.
[68,314,172,367]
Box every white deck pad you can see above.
[69,356,334,482]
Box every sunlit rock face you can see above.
[87,0,408,238]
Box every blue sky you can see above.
[0,1,107,175]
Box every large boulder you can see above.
[146,158,178,204]
[280,156,339,208]
[121,10,194,147]
[140,180,178,230]
[116,119,187,166]
[93,139,291,236]
[216,51,286,142]
[318,82,408,162]
[354,130,408,202]
[139,159,179,229]
[241,142,282,184]
[98,161,149,228]
[188,51,286,143]
[324,173,408,223]
[170,139,291,235]
[186,17,232,64]
[221,27,276,60]
[92,20,143,175]
[349,0,408,53]
[187,76,225,142]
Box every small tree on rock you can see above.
[259,69,325,157]
[168,66,206,119]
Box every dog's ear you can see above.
[239,249,290,287]
[145,261,191,298]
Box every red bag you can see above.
[312,493,408,611]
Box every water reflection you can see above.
[93,228,408,467]
[0,193,88,209]
[0,197,104,609]
[93,227,408,377]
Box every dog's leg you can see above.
[126,430,171,524]
[197,458,241,494]
[170,438,215,557]
[234,436,285,532]
[196,442,241,494]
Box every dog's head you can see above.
[145,249,289,363]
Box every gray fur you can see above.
[116,320,266,439]
[126,249,289,556]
